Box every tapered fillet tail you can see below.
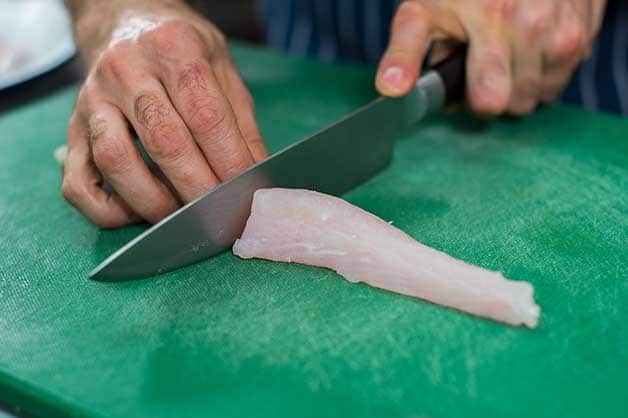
[233,188,541,328]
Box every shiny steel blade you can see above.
[90,72,445,281]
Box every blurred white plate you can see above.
[0,0,75,90]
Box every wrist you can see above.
[66,0,190,65]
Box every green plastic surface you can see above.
[1,44,627,418]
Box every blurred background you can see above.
[190,0,262,42]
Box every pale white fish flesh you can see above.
[233,189,540,328]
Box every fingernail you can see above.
[379,66,405,90]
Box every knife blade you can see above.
[90,49,466,281]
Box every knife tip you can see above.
[89,257,123,281]
[88,263,108,281]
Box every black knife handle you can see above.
[427,46,467,106]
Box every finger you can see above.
[568,0,604,39]
[588,0,607,38]
[540,3,586,102]
[376,1,433,96]
[157,59,256,180]
[62,114,138,228]
[540,43,580,103]
[213,56,268,162]
[465,24,512,115]
[508,2,552,115]
[544,2,587,64]
[539,61,578,103]
[114,77,222,201]
[86,103,181,223]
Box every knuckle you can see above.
[177,61,209,91]
[92,137,130,174]
[555,23,585,58]
[142,124,189,164]
[96,47,130,81]
[188,100,229,137]
[134,92,172,131]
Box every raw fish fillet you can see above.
[233,189,540,328]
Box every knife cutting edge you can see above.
[90,48,467,281]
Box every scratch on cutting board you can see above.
[463,331,478,398]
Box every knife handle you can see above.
[428,46,467,106]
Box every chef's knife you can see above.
[90,48,467,281]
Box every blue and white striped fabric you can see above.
[259,0,628,116]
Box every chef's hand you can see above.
[62,0,267,228]
[376,0,607,115]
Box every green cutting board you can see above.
[1,43,627,418]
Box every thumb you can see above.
[376,1,434,97]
